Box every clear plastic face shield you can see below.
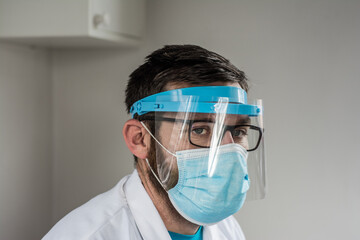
[131,86,266,225]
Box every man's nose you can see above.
[220,130,234,145]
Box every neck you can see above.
[136,159,200,235]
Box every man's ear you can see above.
[123,119,151,159]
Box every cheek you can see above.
[158,124,193,152]
[154,141,179,190]
[156,124,171,148]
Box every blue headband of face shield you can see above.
[130,86,262,118]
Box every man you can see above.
[43,45,265,240]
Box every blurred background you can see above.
[0,0,359,239]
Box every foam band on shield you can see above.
[130,86,263,117]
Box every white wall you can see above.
[0,43,52,239]
[35,0,360,239]
[51,49,142,222]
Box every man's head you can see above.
[122,45,265,225]
[124,45,249,165]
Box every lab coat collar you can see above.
[124,170,170,240]
[124,169,231,240]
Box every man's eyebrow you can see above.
[190,116,251,124]
[238,116,251,124]
[191,118,215,123]
[191,116,216,122]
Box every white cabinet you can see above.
[0,0,145,48]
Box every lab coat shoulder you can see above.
[42,174,141,240]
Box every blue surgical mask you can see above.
[168,143,249,225]
[141,122,250,225]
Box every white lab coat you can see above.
[43,170,246,240]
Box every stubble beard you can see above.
[147,136,179,192]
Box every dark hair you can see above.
[125,44,248,165]
[125,44,248,116]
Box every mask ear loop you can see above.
[140,121,176,157]
[140,121,176,190]
[145,158,166,190]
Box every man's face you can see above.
[156,112,251,152]
[159,81,243,148]
[148,81,248,190]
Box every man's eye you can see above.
[233,129,247,137]
[192,128,208,135]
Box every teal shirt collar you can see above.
[168,226,203,240]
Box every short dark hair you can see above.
[125,44,248,117]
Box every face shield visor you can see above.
[131,86,266,224]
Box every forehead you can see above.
[160,82,249,123]
[162,112,251,124]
